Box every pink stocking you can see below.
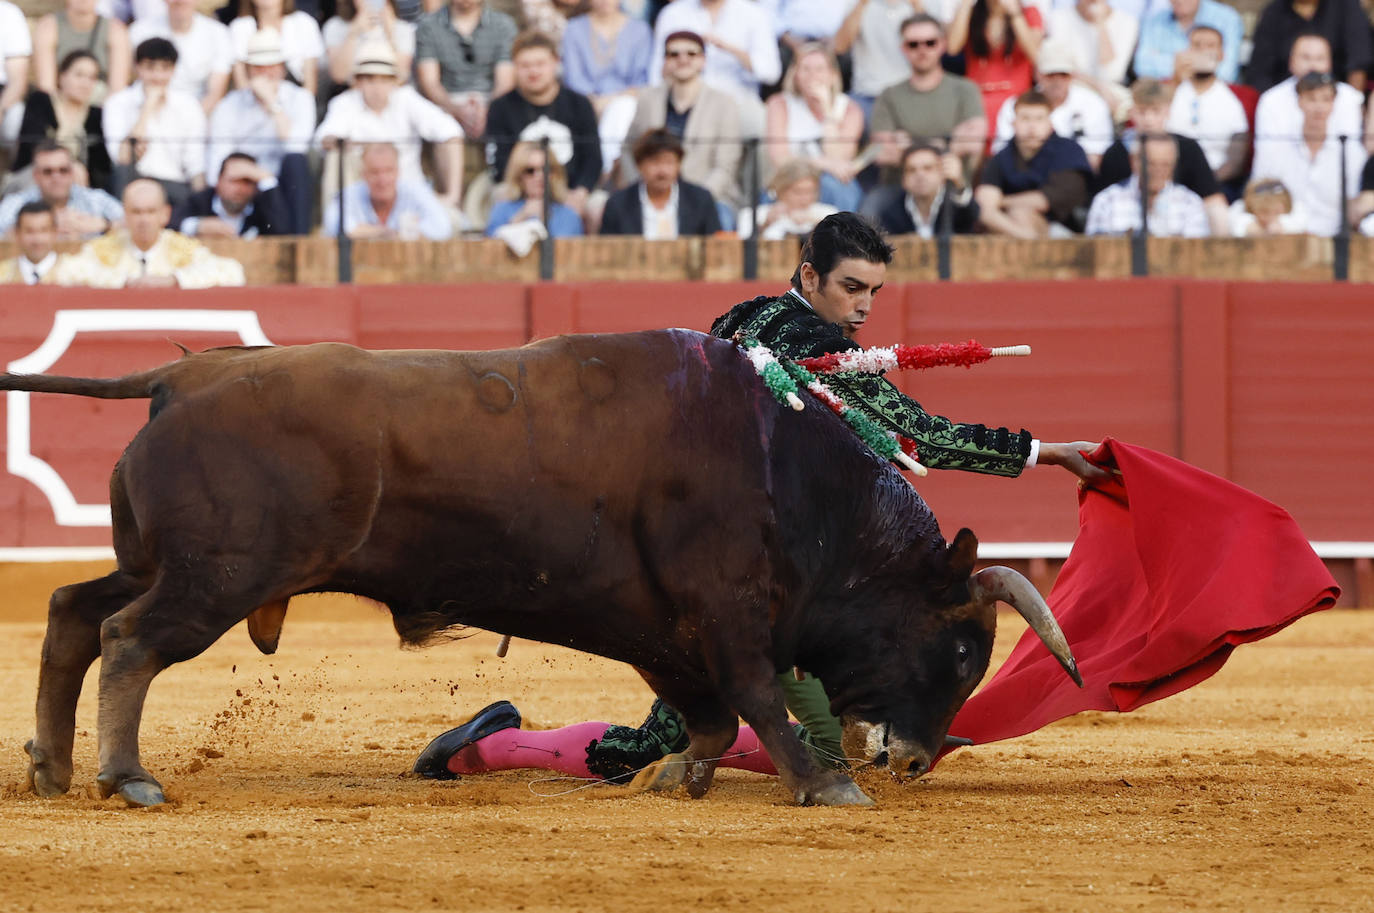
[716,726,778,775]
[446,721,612,778]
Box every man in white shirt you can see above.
[1251,71,1365,238]
[650,0,782,135]
[1086,133,1210,237]
[1045,0,1137,105]
[315,41,465,210]
[0,203,63,285]
[103,37,208,207]
[1254,34,1364,158]
[128,0,233,115]
[207,29,317,234]
[0,0,32,147]
[992,39,1114,168]
[1165,25,1247,184]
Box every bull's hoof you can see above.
[116,780,167,808]
[799,778,874,807]
[24,740,71,798]
[627,752,688,793]
[96,771,166,807]
[684,759,717,799]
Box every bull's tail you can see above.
[0,368,167,400]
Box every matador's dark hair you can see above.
[791,212,894,290]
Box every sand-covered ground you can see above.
[0,563,1371,913]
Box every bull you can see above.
[3,330,1080,808]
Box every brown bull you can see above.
[4,331,1079,807]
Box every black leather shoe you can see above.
[413,700,521,780]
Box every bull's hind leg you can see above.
[27,571,147,798]
[93,578,259,807]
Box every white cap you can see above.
[244,28,286,67]
[353,40,399,78]
[1037,39,1074,76]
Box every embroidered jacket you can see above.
[712,291,1032,477]
[54,229,245,289]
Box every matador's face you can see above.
[803,257,887,339]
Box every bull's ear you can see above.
[944,528,979,581]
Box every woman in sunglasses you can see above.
[485,139,585,239]
[11,50,112,194]
[946,0,1043,144]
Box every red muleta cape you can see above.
[944,439,1340,751]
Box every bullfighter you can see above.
[413,212,1108,785]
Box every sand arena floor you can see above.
[0,562,1371,913]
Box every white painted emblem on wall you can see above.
[6,310,273,527]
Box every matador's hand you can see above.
[1038,441,1115,488]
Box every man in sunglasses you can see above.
[0,142,123,241]
[866,14,985,217]
[620,30,743,223]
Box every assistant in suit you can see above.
[600,128,722,238]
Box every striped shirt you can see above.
[415,5,517,95]
[1085,177,1210,238]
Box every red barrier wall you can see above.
[2,281,1370,562]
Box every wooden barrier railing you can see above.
[2,235,1370,285]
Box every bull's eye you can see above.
[955,639,974,675]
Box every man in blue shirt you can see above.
[322,142,455,241]
[1133,0,1244,83]
[974,90,1092,238]
[0,142,124,240]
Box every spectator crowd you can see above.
[6,0,1374,284]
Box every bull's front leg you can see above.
[631,673,739,799]
[720,657,873,807]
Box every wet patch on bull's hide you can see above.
[577,358,616,402]
[476,372,517,413]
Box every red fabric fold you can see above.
[946,439,1340,748]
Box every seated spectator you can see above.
[878,141,979,237]
[415,0,518,142]
[870,14,986,193]
[737,158,837,240]
[0,203,64,285]
[1353,158,1374,235]
[1096,79,1229,236]
[1086,133,1210,236]
[315,41,464,210]
[764,0,851,68]
[1247,0,1371,93]
[229,0,325,96]
[13,51,113,193]
[32,0,132,102]
[561,0,651,114]
[514,0,584,43]
[946,0,1043,138]
[1132,0,1242,85]
[1250,71,1365,238]
[97,0,168,23]
[620,30,742,219]
[129,0,234,116]
[1254,33,1364,155]
[649,0,781,134]
[1043,0,1137,110]
[974,89,1090,238]
[992,40,1113,170]
[485,139,584,237]
[763,43,864,211]
[206,29,315,234]
[170,152,292,237]
[486,30,601,218]
[1165,26,1248,188]
[103,37,207,205]
[0,0,32,149]
[600,128,721,237]
[1229,177,1306,236]
[323,0,416,95]
[323,141,455,240]
[834,0,921,121]
[0,141,124,239]
[55,178,246,287]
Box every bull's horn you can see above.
[969,566,1083,687]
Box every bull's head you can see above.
[823,528,1081,779]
